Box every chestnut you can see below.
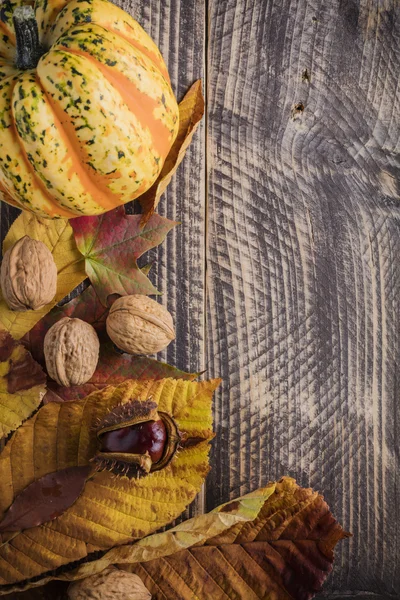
[100,420,167,464]
[93,399,181,478]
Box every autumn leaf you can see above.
[0,212,86,339]
[70,207,177,306]
[25,285,198,401]
[140,262,154,276]
[96,478,348,599]
[140,80,205,222]
[0,330,46,438]
[44,343,198,402]
[122,477,349,600]
[57,486,273,582]
[1,478,348,598]
[0,377,219,586]
[0,466,92,533]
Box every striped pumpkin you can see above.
[0,0,179,218]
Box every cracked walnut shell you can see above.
[0,236,57,311]
[44,317,100,386]
[106,295,175,355]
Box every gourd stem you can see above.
[13,6,43,70]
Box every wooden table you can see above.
[1,1,399,598]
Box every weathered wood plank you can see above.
[206,0,399,597]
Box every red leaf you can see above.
[26,287,198,403]
[0,331,47,438]
[70,208,177,305]
[7,350,46,394]
[0,466,92,533]
[0,330,17,361]
[43,343,198,403]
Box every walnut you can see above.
[68,567,151,599]
[106,295,175,355]
[0,236,57,311]
[44,317,100,386]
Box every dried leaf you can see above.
[43,343,198,403]
[2,478,348,599]
[70,208,177,306]
[139,80,205,221]
[56,486,274,582]
[0,466,92,533]
[124,477,348,600]
[0,377,219,586]
[0,213,86,339]
[0,330,46,438]
[25,287,198,402]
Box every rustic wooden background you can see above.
[1,0,399,598]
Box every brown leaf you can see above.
[0,330,46,437]
[139,80,204,222]
[43,343,198,403]
[25,287,198,403]
[0,466,92,533]
[121,478,349,600]
[7,351,46,394]
[0,332,16,361]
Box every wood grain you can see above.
[206,0,400,597]
[1,0,400,598]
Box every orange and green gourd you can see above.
[0,0,179,218]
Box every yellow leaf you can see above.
[56,486,275,583]
[123,478,349,599]
[0,377,220,587]
[0,331,46,438]
[1,478,349,599]
[139,80,204,222]
[0,212,86,339]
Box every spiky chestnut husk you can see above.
[92,399,180,478]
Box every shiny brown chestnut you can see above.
[100,419,167,463]
[92,399,180,478]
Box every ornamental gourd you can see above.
[0,0,179,218]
